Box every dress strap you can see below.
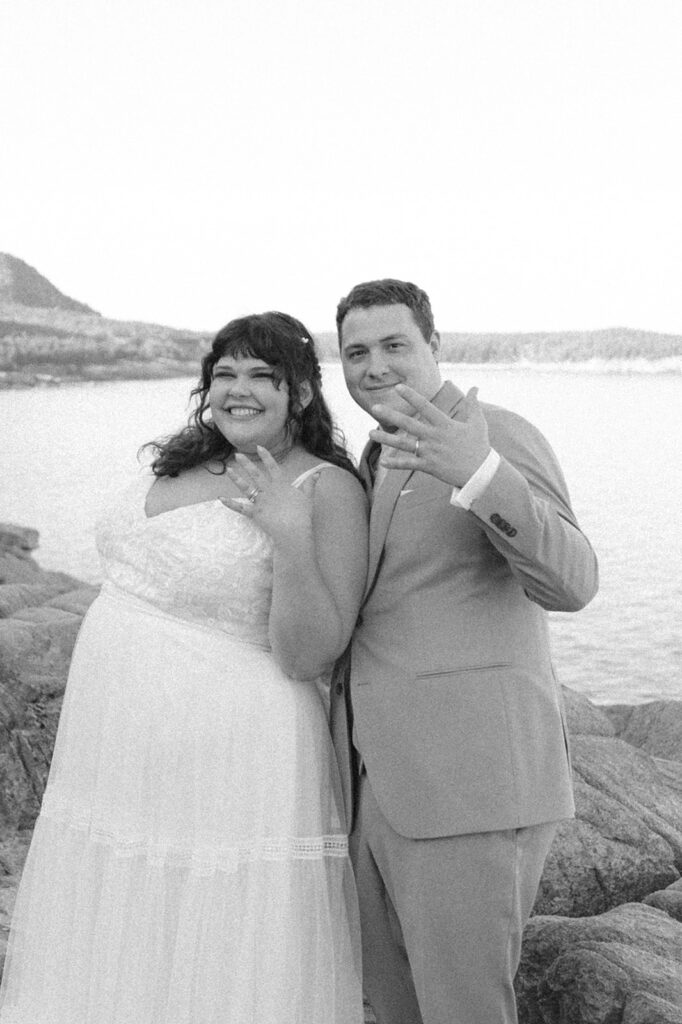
[291,462,336,489]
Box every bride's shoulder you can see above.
[291,455,351,482]
[304,462,367,510]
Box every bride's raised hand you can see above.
[222,446,316,548]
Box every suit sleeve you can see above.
[467,408,599,612]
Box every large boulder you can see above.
[0,522,93,836]
[622,992,682,1024]
[517,903,682,1023]
[536,781,679,918]
[561,686,616,738]
[45,585,100,616]
[654,758,682,795]
[0,527,95,973]
[0,613,83,830]
[643,878,682,923]
[534,690,682,917]
[10,607,82,626]
[0,832,31,955]
[0,576,83,618]
[570,732,682,866]
[0,553,42,584]
[604,700,682,762]
[0,525,39,559]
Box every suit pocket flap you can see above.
[416,663,512,681]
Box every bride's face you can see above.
[209,355,292,456]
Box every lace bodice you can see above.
[95,473,276,646]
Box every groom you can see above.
[331,279,599,1024]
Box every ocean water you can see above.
[1,364,681,706]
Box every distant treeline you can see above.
[314,327,682,363]
[1,306,681,387]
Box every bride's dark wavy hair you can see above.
[144,311,358,479]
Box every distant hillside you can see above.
[1,253,680,387]
[0,252,213,386]
[4,318,681,388]
[0,254,99,315]
[0,303,211,386]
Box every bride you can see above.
[0,312,368,1024]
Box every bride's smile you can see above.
[209,355,292,455]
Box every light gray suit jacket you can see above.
[330,380,599,839]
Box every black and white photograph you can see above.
[1,1,681,1021]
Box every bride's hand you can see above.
[222,446,317,548]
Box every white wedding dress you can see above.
[0,469,363,1024]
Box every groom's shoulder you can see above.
[481,400,545,445]
[481,402,566,484]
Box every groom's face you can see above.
[339,303,442,425]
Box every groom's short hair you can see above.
[336,278,436,344]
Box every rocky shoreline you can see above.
[1,523,681,1022]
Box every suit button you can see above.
[490,512,517,536]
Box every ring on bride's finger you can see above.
[246,486,261,502]
[414,438,420,457]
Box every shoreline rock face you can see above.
[0,523,100,967]
[534,689,682,919]
[0,525,40,562]
[521,689,682,1021]
[604,700,682,762]
[1,523,681,1020]
[518,903,682,1023]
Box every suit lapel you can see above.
[358,441,377,493]
[365,463,412,596]
[431,378,466,419]
[360,441,394,598]
[361,380,467,603]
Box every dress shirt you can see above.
[449,448,501,509]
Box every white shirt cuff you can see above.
[449,448,501,510]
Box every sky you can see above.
[2,0,682,335]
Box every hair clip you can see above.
[299,335,310,344]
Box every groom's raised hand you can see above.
[369,384,491,489]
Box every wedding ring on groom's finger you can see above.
[246,486,261,503]
[414,438,420,457]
